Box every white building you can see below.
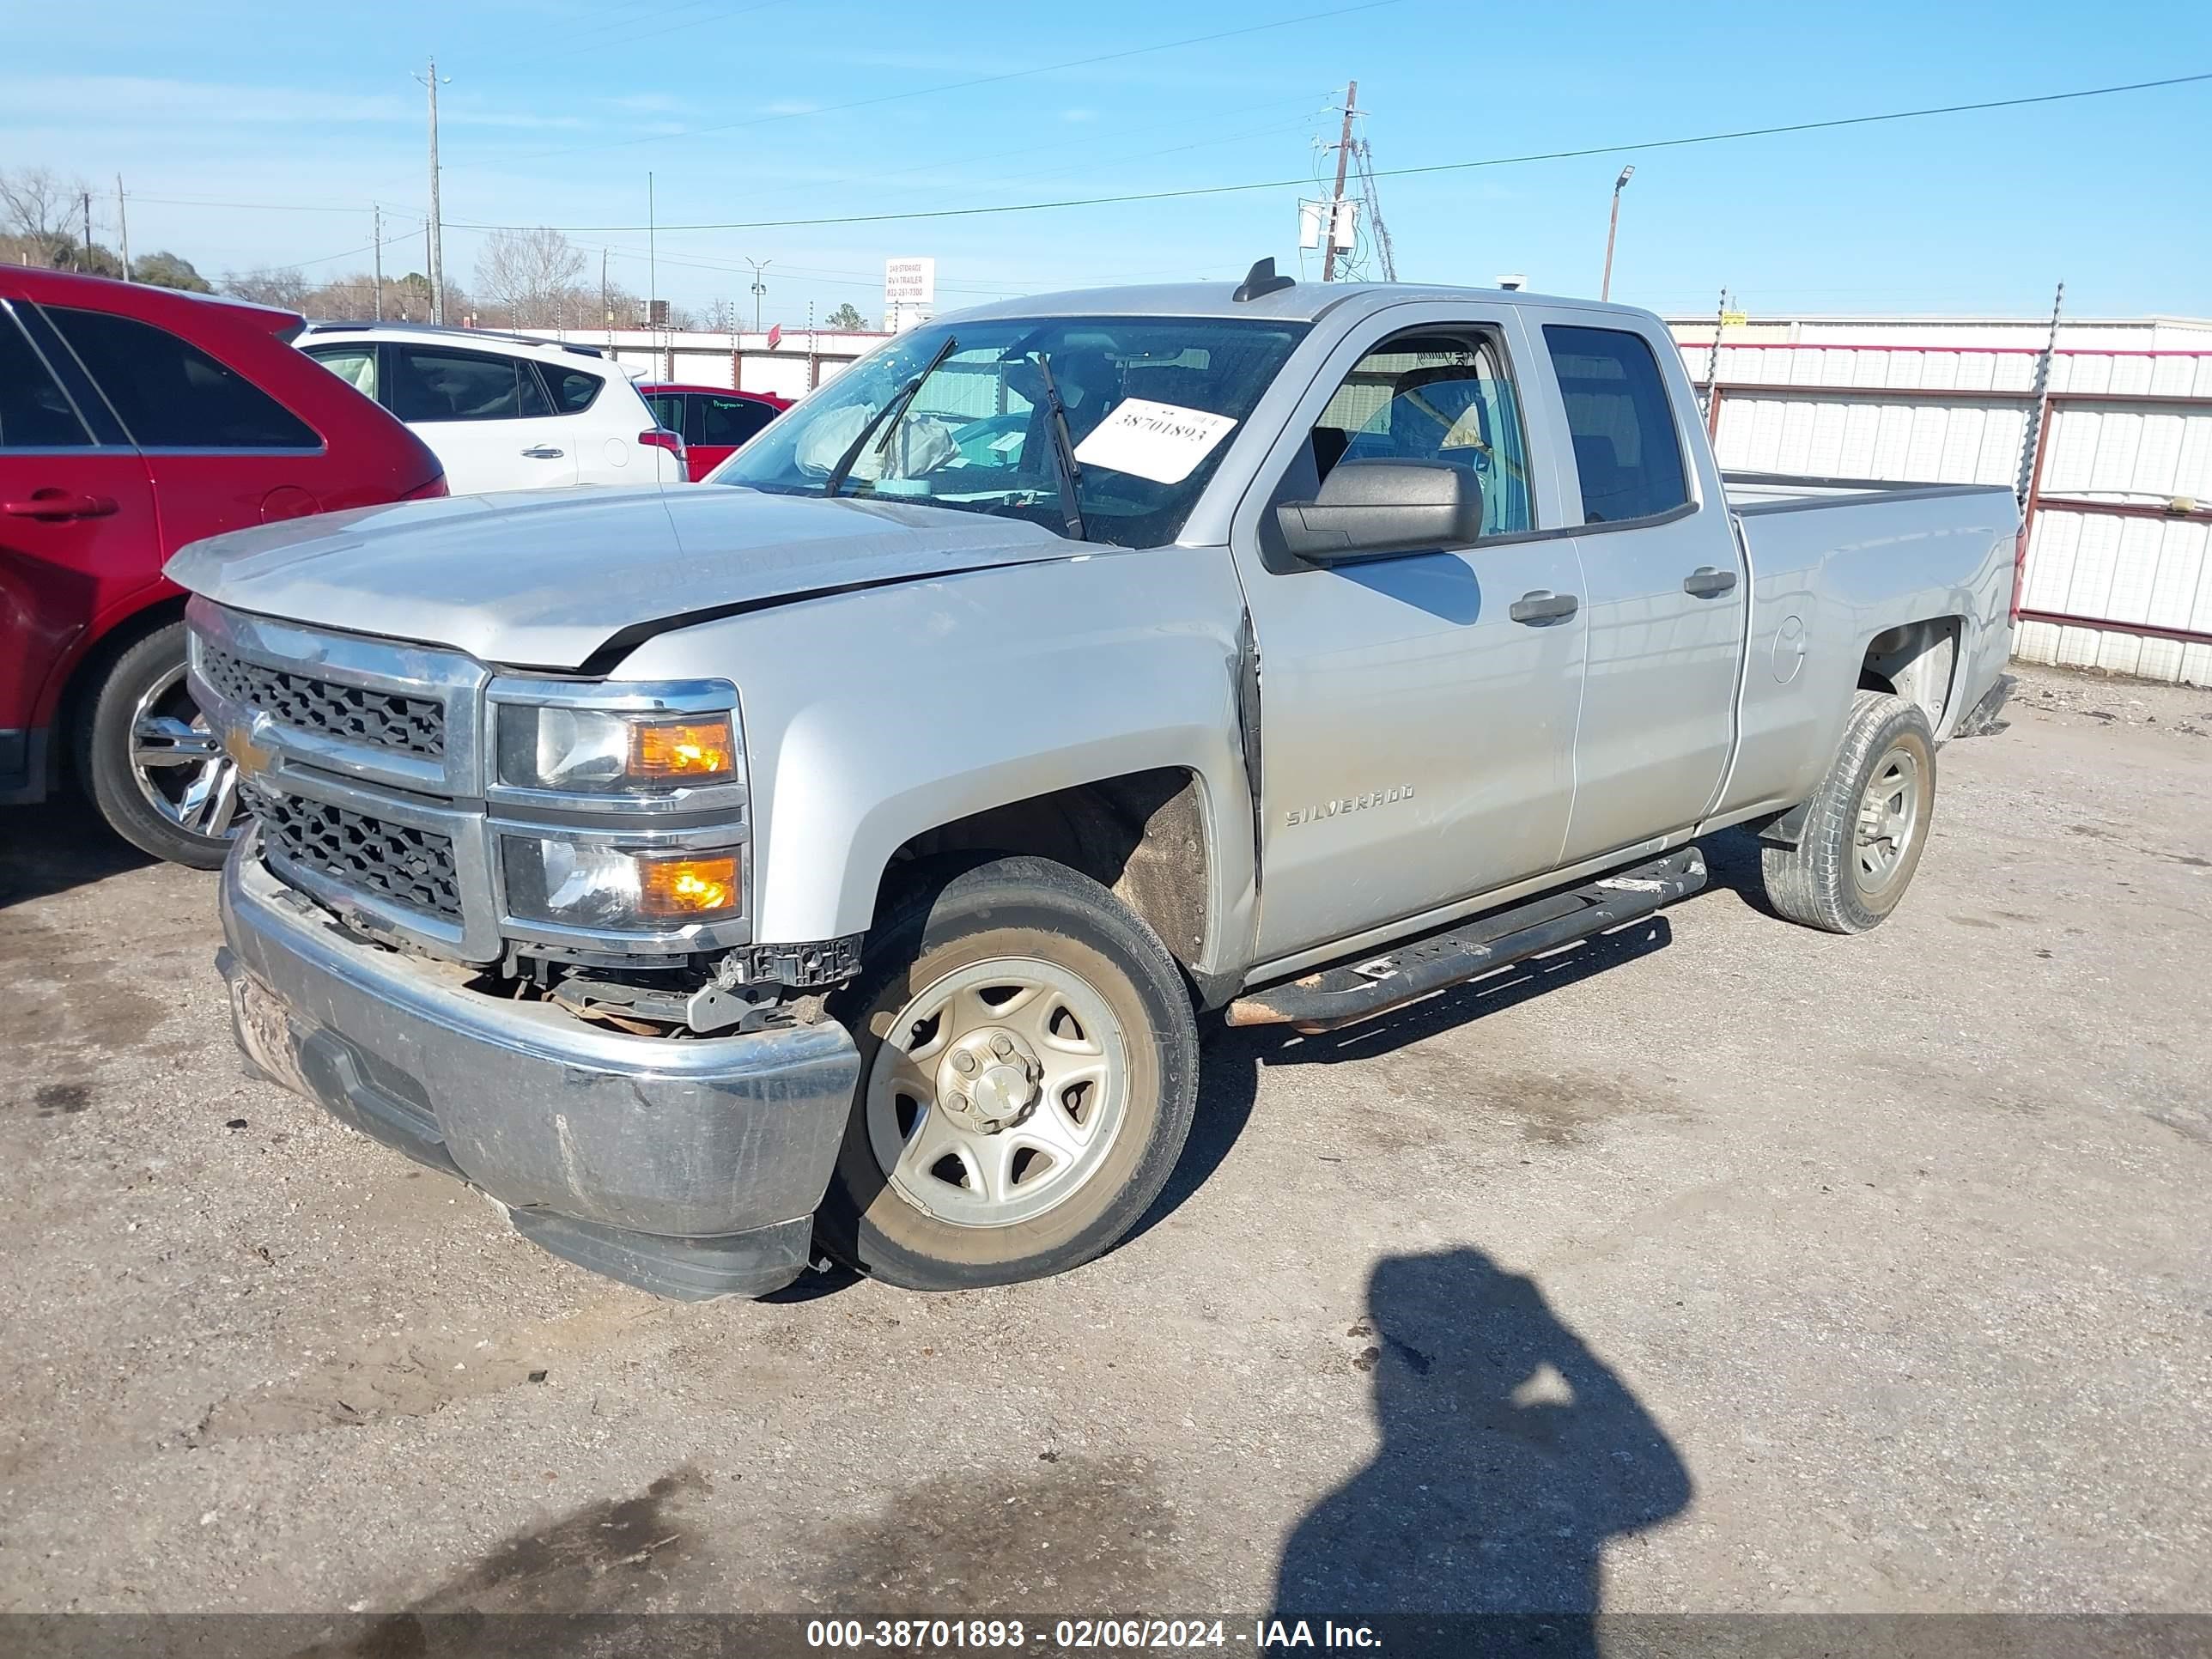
[515,325,890,402]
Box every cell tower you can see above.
[1350,131,1397,282]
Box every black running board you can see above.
[1225,847,1707,1034]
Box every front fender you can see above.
[611,548,1257,975]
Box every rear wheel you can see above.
[1761,690,1936,934]
[79,621,241,870]
[817,855,1200,1291]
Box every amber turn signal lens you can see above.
[631,717,734,780]
[639,854,739,919]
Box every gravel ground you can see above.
[2,663,2208,1627]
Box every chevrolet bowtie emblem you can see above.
[223,725,274,779]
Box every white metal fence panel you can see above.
[1675,330,2212,685]
[1712,392,2026,484]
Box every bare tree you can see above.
[0,167,80,242]
[475,227,586,328]
[222,266,313,309]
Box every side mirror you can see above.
[1273,459,1484,562]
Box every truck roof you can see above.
[941,278,1645,328]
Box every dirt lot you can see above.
[2,664,2209,1626]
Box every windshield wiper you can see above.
[824,333,957,499]
[1029,351,1087,542]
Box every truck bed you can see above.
[1708,468,2021,825]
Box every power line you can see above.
[495,0,1408,166]
[124,193,424,218]
[449,69,2212,235]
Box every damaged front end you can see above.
[188,599,865,1298]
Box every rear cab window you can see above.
[1541,324,1691,525]
[46,306,319,450]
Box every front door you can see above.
[1519,315,1745,862]
[1229,306,1589,963]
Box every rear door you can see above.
[0,296,157,782]
[1228,301,1589,961]
[382,342,578,493]
[41,301,335,547]
[1520,313,1746,863]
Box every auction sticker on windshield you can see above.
[1073,398,1239,484]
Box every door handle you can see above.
[1682,565,1738,598]
[1510,589,1579,624]
[4,490,118,521]
[520,446,565,459]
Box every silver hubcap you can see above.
[130,663,240,842]
[865,957,1128,1228]
[1854,744,1921,895]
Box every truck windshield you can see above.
[708,317,1309,548]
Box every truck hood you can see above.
[163,486,1077,669]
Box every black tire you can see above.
[1762,690,1936,934]
[817,855,1201,1291]
[78,620,239,870]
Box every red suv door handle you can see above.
[4,490,119,521]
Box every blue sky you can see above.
[5,0,2209,324]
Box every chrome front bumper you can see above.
[216,836,859,1299]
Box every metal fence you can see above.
[1679,340,2212,686]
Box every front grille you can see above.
[253,791,462,923]
[200,644,446,759]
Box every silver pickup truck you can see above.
[169,267,2019,1300]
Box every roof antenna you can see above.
[1233,257,1295,303]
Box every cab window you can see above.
[1308,331,1532,537]
[1541,325,1690,525]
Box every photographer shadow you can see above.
[1273,1249,1692,1656]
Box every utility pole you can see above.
[1321,80,1358,283]
[415,58,450,324]
[114,175,131,281]
[647,172,657,330]
[747,258,771,331]
[80,189,93,272]
[372,204,386,320]
[1601,164,1635,301]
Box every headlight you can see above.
[502,837,741,929]
[496,703,738,793]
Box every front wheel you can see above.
[78,620,243,870]
[1761,690,1937,934]
[817,855,1201,1291]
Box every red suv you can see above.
[641,383,789,480]
[0,269,446,867]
